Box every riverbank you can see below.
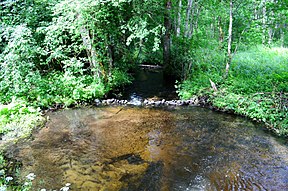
[177,46,288,137]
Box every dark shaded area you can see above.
[121,67,178,101]
[136,161,163,191]
[121,161,164,191]
[105,153,144,165]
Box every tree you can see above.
[163,0,172,72]
[225,0,233,78]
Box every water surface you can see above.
[10,106,288,190]
[121,69,178,101]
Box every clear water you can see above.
[10,106,288,190]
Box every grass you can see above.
[178,46,288,136]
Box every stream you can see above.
[7,68,288,190]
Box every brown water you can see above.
[8,106,288,190]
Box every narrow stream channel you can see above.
[7,69,288,191]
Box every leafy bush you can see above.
[0,25,42,103]
[108,69,132,89]
[212,90,287,135]
[0,99,44,141]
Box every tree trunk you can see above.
[268,27,273,45]
[262,0,267,45]
[107,44,114,77]
[188,1,197,38]
[225,0,233,78]
[218,16,224,45]
[77,14,102,79]
[176,0,182,36]
[163,0,172,70]
[79,26,102,79]
[193,3,201,35]
[267,0,274,46]
[280,25,285,47]
[184,0,193,37]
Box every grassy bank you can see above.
[178,46,288,136]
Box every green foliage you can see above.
[108,69,132,89]
[25,72,107,107]
[0,0,139,108]
[212,91,288,136]
[176,47,225,98]
[178,46,288,136]
[0,25,41,102]
[228,46,288,94]
[0,99,44,140]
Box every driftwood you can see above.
[139,64,163,69]
[209,78,218,92]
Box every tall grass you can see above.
[229,46,288,94]
[178,46,288,136]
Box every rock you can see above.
[94,99,101,106]
[184,100,190,105]
[107,99,115,104]
[150,101,155,105]
[176,100,183,106]
[155,101,161,106]
[102,100,108,105]
[194,98,199,105]
[166,101,176,106]
[144,100,149,105]
[93,98,208,107]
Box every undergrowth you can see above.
[178,46,288,136]
[0,99,45,144]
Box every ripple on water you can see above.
[9,106,288,190]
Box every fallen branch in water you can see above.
[139,64,163,69]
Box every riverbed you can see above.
[8,106,288,190]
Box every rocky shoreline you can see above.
[93,96,210,107]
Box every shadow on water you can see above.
[120,67,178,101]
[7,106,288,191]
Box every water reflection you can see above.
[10,107,288,190]
[122,69,178,101]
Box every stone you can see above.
[94,99,101,106]
[176,100,183,105]
[144,100,149,105]
[107,99,115,104]
[155,101,161,106]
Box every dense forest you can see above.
[0,0,287,189]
